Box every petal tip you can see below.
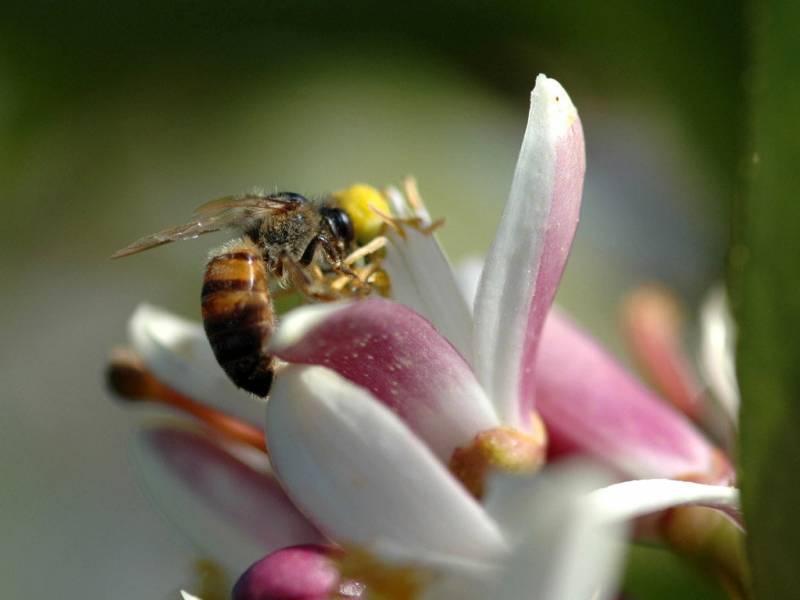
[531,74,579,131]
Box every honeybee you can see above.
[113,191,385,397]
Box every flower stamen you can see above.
[106,348,267,453]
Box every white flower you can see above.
[110,74,741,599]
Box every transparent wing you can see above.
[111,193,305,259]
[193,192,305,216]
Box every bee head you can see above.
[320,206,355,246]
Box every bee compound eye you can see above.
[321,207,355,244]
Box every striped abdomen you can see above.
[201,241,276,397]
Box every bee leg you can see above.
[343,236,387,267]
[281,255,340,302]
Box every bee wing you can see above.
[111,215,232,258]
[193,193,306,216]
[111,193,305,259]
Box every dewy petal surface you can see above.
[131,425,323,573]
[271,299,498,461]
[536,311,733,483]
[129,304,265,426]
[474,74,585,427]
[265,365,507,563]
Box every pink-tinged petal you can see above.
[622,286,705,422]
[473,74,585,427]
[131,425,323,573]
[233,545,362,600]
[271,300,499,461]
[129,304,266,427]
[536,310,733,483]
[589,479,741,528]
[265,366,507,563]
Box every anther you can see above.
[106,348,267,453]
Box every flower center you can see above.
[448,416,548,498]
[336,548,432,600]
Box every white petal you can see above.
[180,592,202,600]
[589,479,740,525]
[700,287,741,423]
[474,74,585,426]
[380,184,474,360]
[265,365,507,563]
[129,304,265,426]
[429,463,626,600]
[454,256,485,314]
[383,229,474,360]
[131,424,323,573]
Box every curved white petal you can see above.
[428,464,625,600]
[700,287,741,423]
[474,74,585,427]
[271,299,498,462]
[589,479,740,525]
[491,475,625,600]
[454,256,485,314]
[129,304,265,426]
[131,424,323,573]
[265,365,507,563]
[381,194,474,359]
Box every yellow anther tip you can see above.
[333,183,391,244]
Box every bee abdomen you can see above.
[201,242,276,397]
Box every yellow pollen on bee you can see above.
[333,183,392,244]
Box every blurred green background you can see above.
[1,2,744,598]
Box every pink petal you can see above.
[535,311,733,484]
[621,286,705,421]
[233,545,362,600]
[474,75,585,427]
[271,300,499,461]
[131,425,324,572]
